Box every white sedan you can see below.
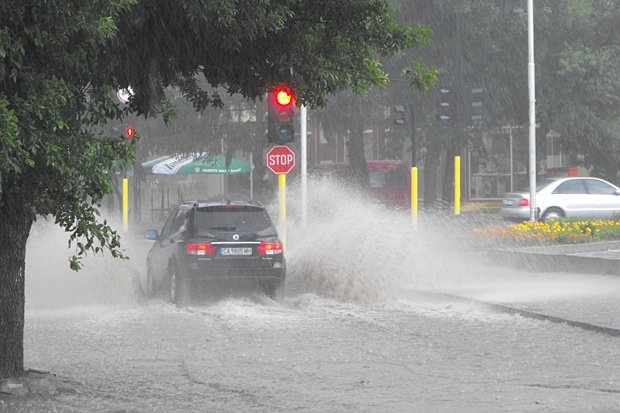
[501,177,620,221]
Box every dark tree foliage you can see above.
[0,0,433,379]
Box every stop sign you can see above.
[266,145,296,174]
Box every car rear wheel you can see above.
[263,280,285,303]
[542,207,564,222]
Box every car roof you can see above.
[505,176,619,196]
[544,177,611,183]
[181,200,265,209]
[366,160,402,170]
[311,160,404,171]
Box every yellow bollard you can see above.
[411,167,418,229]
[454,156,461,215]
[123,178,129,231]
[278,174,286,248]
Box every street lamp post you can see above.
[527,0,537,222]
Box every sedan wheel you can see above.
[542,207,564,222]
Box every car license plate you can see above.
[220,247,252,256]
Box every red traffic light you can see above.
[125,126,135,138]
[272,86,294,107]
[276,89,293,106]
[267,85,295,144]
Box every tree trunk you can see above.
[0,202,33,379]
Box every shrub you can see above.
[473,218,620,245]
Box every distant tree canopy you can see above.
[317,0,620,189]
[534,0,620,179]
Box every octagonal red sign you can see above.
[266,145,296,174]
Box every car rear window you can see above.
[537,179,558,191]
[194,206,273,233]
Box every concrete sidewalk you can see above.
[497,240,620,275]
[488,241,620,334]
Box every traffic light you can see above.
[393,105,406,125]
[503,0,524,18]
[436,88,454,126]
[124,126,135,138]
[267,85,295,144]
[468,87,484,125]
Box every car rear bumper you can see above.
[501,207,530,220]
[184,262,285,282]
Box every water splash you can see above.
[283,176,484,303]
[25,218,146,309]
[23,177,507,309]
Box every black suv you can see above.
[144,201,286,304]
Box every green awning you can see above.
[142,153,252,175]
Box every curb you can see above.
[0,368,58,397]
[482,302,620,337]
[492,241,620,276]
[421,292,620,338]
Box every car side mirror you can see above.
[144,229,159,240]
[615,189,620,196]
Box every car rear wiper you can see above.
[209,226,236,231]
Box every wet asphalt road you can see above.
[4,211,620,412]
[4,269,620,413]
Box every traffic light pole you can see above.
[301,105,307,227]
[278,174,286,248]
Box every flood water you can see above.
[4,179,620,412]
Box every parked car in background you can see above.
[501,177,620,221]
[367,160,411,208]
[144,200,286,304]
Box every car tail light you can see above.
[186,242,217,256]
[518,198,529,207]
[257,242,283,256]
